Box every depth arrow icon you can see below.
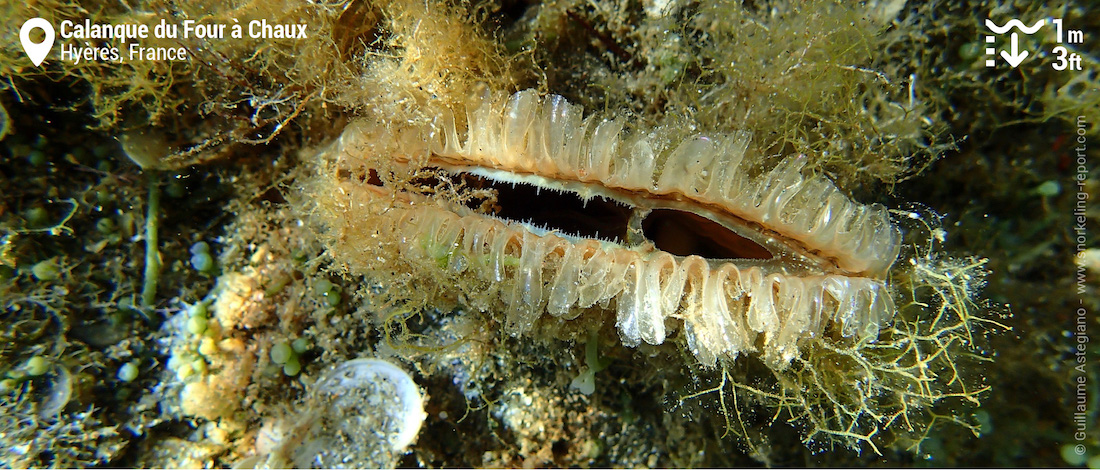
[1000,32,1028,68]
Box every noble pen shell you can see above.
[314,88,903,368]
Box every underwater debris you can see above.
[250,358,427,469]
[311,88,900,369]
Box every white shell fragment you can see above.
[252,358,427,469]
[312,358,427,451]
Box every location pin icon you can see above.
[20,18,55,67]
